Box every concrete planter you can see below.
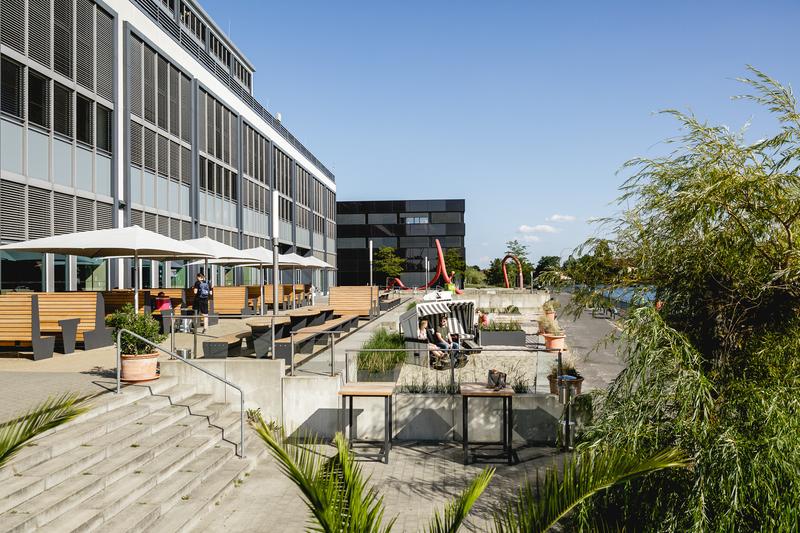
[480,330,526,346]
[357,367,401,383]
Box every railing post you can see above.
[170,314,175,356]
[290,331,295,376]
[270,316,275,361]
[116,329,121,394]
[240,393,245,458]
[193,311,198,359]
[330,332,336,377]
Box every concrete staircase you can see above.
[0,377,266,532]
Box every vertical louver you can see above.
[169,140,179,180]
[143,44,155,123]
[130,122,142,166]
[131,209,143,227]
[1,0,25,53]
[181,146,191,184]
[76,197,94,231]
[96,202,113,229]
[157,216,168,237]
[1,57,24,118]
[157,134,168,176]
[27,188,51,239]
[75,0,94,91]
[96,105,111,152]
[53,0,72,78]
[53,193,75,234]
[169,217,179,238]
[182,220,192,239]
[156,56,167,129]
[53,83,72,137]
[28,0,51,68]
[198,91,206,151]
[143,128,156,170]
[180,74,190,142]
[0,181,26,241]
[129,35,142,118]
[144,212,156,231]
[169,65,179,135]
[95,8,113,101]
[28,71,50,128]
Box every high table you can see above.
[460,382,516,465]
[339,382,395,464]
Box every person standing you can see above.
[192,272,213,333]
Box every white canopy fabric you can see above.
[0,225,209,258]
[301,256,333,269]
[182,237,262,263]
[277,253,311,268]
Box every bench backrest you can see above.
[102,290,150,315]
[329,286,378,317]
[211,286,247,315]
[0,293,34,343]
[259,285,294,305]
[37,292,102,341]
[149,288,185,310]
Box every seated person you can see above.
[434,315,460,358]
[418,319,447,368]
[154,291,172,312]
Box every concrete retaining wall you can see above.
[458,288,550,311]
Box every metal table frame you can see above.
[340,391,393,464]
[461,386,515,465]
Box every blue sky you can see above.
[201,0,798,267]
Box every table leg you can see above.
[384,395,389,464]
[340,395,345,436]
[388,395,393,452]
[508,396,514,465]
[348,395,354,449]
[462,396,469,465]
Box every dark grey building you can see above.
[337,199,465,287]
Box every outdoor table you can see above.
[339,382,395,464]
[460,382,516,465]
[286,306,332,331]
[245,316,291,358]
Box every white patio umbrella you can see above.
[183,237,263,289]
[0,225,212,310]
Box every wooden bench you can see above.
[379,295,401,311]
[103,290,151,315]
[245,316,292,358]
[202,332,245,359]
[149,288,186,332]
[274,313,360,362]
[329,286,379,318]
[37,292,112,352]
[303,315,360,335]
[209,286,250,316]
[0,293,55,360]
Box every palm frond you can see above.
[426,467,494,533]
[0,393,89,469]
[493,447,691,533]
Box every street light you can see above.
[272,191,280,316]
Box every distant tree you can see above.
[373,246,405,281]
[533,255,562,280]
[443,248,466,281]
[503,240,534,287]
[464,266,486,287]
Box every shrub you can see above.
[106,304,166,355]
[480,320,522,332]
[548,354,581,378]
[543,318,565,336]
[357,328,406,374]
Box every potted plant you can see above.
[547,356,583,395]
[480,320,526,346]
[542,299,559,321]
[106,304,166,382]
[542,318,566,350]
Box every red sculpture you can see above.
[387,239,463,294]
[501,254,524,289]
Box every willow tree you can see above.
[552,68,800,531]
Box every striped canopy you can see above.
[400,299,476,339]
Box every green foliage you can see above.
[1,393,89,469]
[533,255,561,280]
[480,320,522,332]
[405,300,417,311]
[493,447,691,533]
[464,266,486,287]
[483,241,535,287]
[541,318,564,336]
[250,412,493,532]
[374,247,405,281]
[443,248,466,281]
[105,304,166,355]
[357,328,407,375]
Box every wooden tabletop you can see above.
[460,382,515,397]
[338,382,396,397]
[286,306,332,317]
[245,316,292,327]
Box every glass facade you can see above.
[336,199,465,287]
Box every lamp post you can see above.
[368,239,373,288]
[272,191,280,316]
[424,256,429,294]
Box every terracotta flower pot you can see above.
[543,333,566,350]
[545,311,556,321]
[120,352,159,382]
[548,374,584,395]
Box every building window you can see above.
[1,56,23,118]
[76,95,93,145]
[96,105,112,152]
[401,214,429,225]
[28,70,49,128]
[53,83,72,136]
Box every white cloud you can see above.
[520,235,541,242]
[518,224,558,234]
[546,214,576,222]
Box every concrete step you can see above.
[0,397,222,532]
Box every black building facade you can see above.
[337,199,465,287]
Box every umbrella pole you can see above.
[134,252,139,312]
[272,244,279,316]
[260,263,265,315]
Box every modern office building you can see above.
[0,0,336,292]
[336,199,465,287]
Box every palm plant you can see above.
[493,447,691,533]
[250,413,494,532]
[0,393,89,469]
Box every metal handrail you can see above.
[289,329,344,376]
[114,328,246,458]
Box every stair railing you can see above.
[114,328,245,458]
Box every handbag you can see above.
[487,369,507,390]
